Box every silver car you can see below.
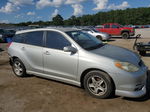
[81,28,111,40]
[8,28,147,99]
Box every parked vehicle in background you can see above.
[96,23,135,39]
[141,25,149,28]
[0,29,15,42]
[95,25,103,28]
[8,28,147,99]
[0,29,5,42]
[7,29,16,34]
[0,34,2,42]
[81,28,111,40]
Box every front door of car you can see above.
[43,31,78,80]
[111,24,120,35]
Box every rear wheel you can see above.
[83,70,114,99]
[122,32,129,39]
[12,58,27,77]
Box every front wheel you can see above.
[12,58,27,77]
[96,35,103,40]
[83,70,114,99]
[122,32,129,39]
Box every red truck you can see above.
[96,23,135,39]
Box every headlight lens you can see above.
[115,61,139,72]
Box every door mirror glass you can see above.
[63,46,77,53]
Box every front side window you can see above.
[24,31,43,47]
[46,31,71,50]
[66,31,103,50]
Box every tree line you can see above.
[16,7,150,26]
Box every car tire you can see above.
[12,58,27,77]
[96,35,103,40]
[122,32,129,39]
[139,51,146,56]
[83,70,114,99]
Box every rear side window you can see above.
[25,31,44,47]
[112,25,119,28]
[13,34,25,43]
[46,31,71,50]
[104,24,110,28]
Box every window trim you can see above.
[23,31,44,47]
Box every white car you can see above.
[81,28,111,40]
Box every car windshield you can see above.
[118,24,123,28]
[92,29,100,33]
[66,31,104,50]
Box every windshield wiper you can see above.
[85,43,105,50]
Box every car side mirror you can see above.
[63,46,77,53]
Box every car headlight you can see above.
[114,61,139,72]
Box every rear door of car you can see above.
[20,31,44,73]
[43,31,78,80]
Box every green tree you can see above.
[14,7,150,26]
[52,14,64,26]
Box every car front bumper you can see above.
[110,66,147,98]
[116,85,146,98]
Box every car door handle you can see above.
[44,51,51,55]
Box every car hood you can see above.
[90,44,140,65]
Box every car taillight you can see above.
[7,42,12,48]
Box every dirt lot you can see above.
[0,29,150,112]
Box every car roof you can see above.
[16,28,80,34]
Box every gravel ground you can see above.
[0,28,150,112]
[135,28,150,38]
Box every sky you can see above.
[0,0,150,23]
